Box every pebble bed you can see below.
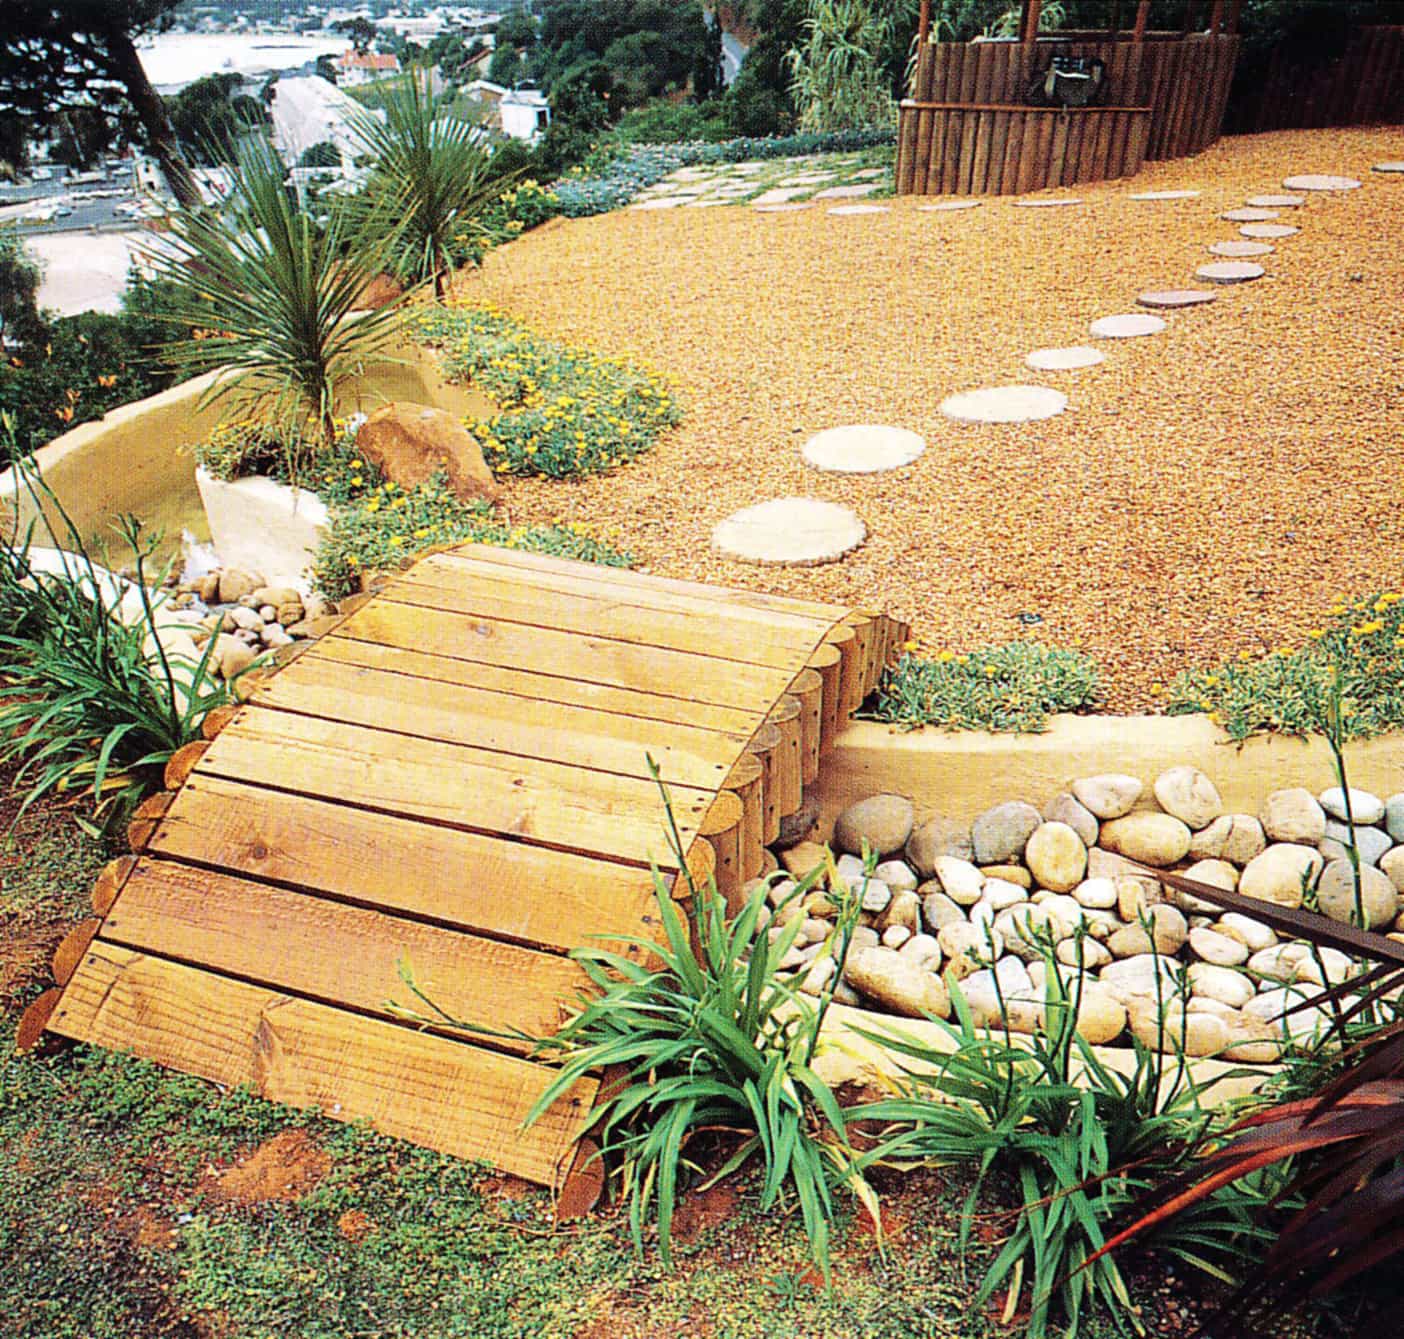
[760,771,1404,1062]
[456,126,1404,711]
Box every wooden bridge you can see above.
[27,545,905,1191]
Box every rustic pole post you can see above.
[1209,1,1224,35]
[1226,0,1242,35]
[1133,0,1151,42]
[1182,0,1196,35]
[918,0,931,46]
[1022,0,1044,44]
[1109,1,1122,40]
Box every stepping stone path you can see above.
[1247,194,1306,207]
[752,187,810,206]
[939,385,1068,423]
[1221,207,1278,222]
[1241,222,1299,239]
[1282,174,1361,191]
[919,200,981,212]
[1374,162,1404,174]
[1025,346,1106,371]
[754,203,811,213]
[711,498,867,566]
[1209,239,1274,257]
[1090,313,1167,339]
[1013,198,1083,208]
[827,204,889,216]
[851,168,886,180]
[778,174,833,186]
[1196,260,1266,284]
[632,197,691,211]
[814,183,880,200]
[1136,289,1218,309]
[801,425,926,474]
[1129,190,1200,200]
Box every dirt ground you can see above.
[456,127,1404,712]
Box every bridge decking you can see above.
[41,544,906,1189]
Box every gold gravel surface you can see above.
[452,128,1404,712]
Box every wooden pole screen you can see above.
[1021,0,1043,44]
[918,0,931,46]
[1133,0,1151,43]
[1227,0,1242,34]
[1209,0,1224,35]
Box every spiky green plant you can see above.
[346,69,506,294]
[143,134,408,454]
[787,0,897,134]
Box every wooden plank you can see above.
[257,657,744,792]
[999,106,1027,196]
[957,43,981,194]
[309,636,763,737]
[101,862,590,1048]
[151,776,665,952]
[52,946,596,1186]
[388,563,827,666]
[1062,107,1087,185]
[195,711,713,864]
[1047,111,1071,189]
[334,602,793,711]
[896,106,915,195]
[443,544,844,623]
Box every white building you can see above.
[466,81,550,142]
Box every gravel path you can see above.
[453,128,1404,713]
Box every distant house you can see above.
[465,80,550,143]
[336,49,400,86]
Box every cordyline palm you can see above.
[346,69,503,295]
[144,134,408,449]
[1088,863,1404,1335]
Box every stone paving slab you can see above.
[827,204,889,216]
[1240,222,1299,239]
[1246,194,1306,207]
[1196,260,1266,284]
[1129,190,1200,201]
[711,498,867,566]
[939,385,1069,423]
[1283,174,1361,191]
[1210,239,1275,257]
[801,425,926,474]
[919,200,982,212]
[1136,289,1218,309]
[1025,346,1106,371]
[1090,313,1167,339]
[1221,207,1278,222]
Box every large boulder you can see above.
[844,947,950,1019]
[834,794,914,858]
[356,402,501,504]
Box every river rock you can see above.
[905,813,974,873]
[1042,792,1099,846]
[1153,766,1223,830]
[1320,819,1392,867]
[1189,926,1250,966]
[921,888,967,931]
[1315,858,1398,928]
[881,925,912,949]
[1130,1002,1230,1057]
[217,568,261,603]
[1072,877,1119,909]
[1172,858,1237,914]
[1108,904,1187,957]
[878,889,921,934]
[933,856,985,906]
[1071,982,1127,1044]
[1243,987,1328,1040]
[1024,821,1088,892]
[1099,813,1192,867]
[981,863,1032,888]
[1260,788,1327,844]
[1381,846,1404,893]
[1072,773,1143,819]
[1187,962,1255,1008]
[1293,945,1355,987]
[1386,794,1404,844]
[971,800,1042,863]
[874,859,918,892]
[1247,942,1311,982]
[1238,843,1323,907]
[898,933,942,969]
[1116,874,1162,921]
[1188,814,1266,865]
[834,794,914,858]
[979,878,1029,911]
[1319,786,1385,825]
[776,789,821,848]
[1216,912,1276,951]
[1100,953,1182,1002]
[938,921,1002,976]
[358,402,502,504]
[212,634,256,679]
[845,948,950,1019]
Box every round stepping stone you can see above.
[632,197,691,211]
[1013,197,1083,208]
[1136,288,1218,309]
[1247,193,1306,207]
[939,385,1068,424]
[754,203,811,213]
[1282,174,1361,191]
[1209,239,1274,257]
[711,498,866,567]
[814,183,879,200]
[1196,260,1266,284]
[919,200,982,212]
[1373,162,1404,174]
[801,425,926,473]
[1089,313,1167,339]
[1025,346,1106,371]
[1240,222,1298,239]
[1129,189,1200,201]
[827,204,889,216]
[1221,207,1278,222]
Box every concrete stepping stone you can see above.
[850,168,887,180]
[1209,239,1274,257]
[1196,260,1266,284]
[814,183,880,200]
[801,425,926,473]
[1221,207,1278,221]
[1136,289,1218,309]
[1247,193,1306,207]
[778,173,833,186]
[1129,189,1200,200]
[1241,222,1299,239]
[939,385,1068,423]
[712,498,866,566]
[828,204,889,216]
[919,200,982,212]
[1373,162,1404,174]
[1090,313,1167,339]
[754,202,812,213]
[752,186,811,206]
[631,197,691,211]
[1282,174,1361,191]
[1025,346,1106,371]
[1013,197,1083,208]
[686,199,730,208]
[670,167,714,182]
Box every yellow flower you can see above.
[935,650,954,663]
[983,664,998,677]
[1351,620,1384,637]
[1237,650,1254,662]
[1306,629,1325,639]
[900,640,919,653]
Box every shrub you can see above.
[611,100,732,145]
[456,180,563,264]
[1165,589,1404,741]
[415,306,682,478]
[864,643,1100,733]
